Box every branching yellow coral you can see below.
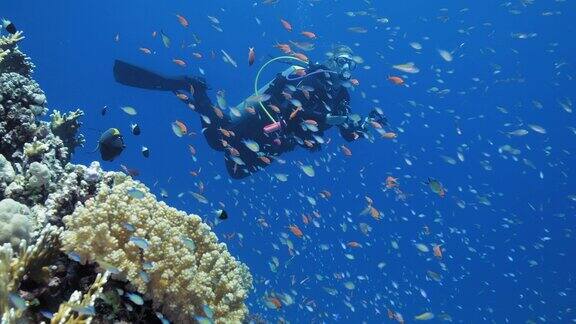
[0,49,7,63]
[0,225,62,320]
[0,31,24,65]
[61,174,252,323]
[0,31,24,46]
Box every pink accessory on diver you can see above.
[263,121,282,133]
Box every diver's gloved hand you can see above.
[367,109,388,126]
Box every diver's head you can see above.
[325,45,357,81]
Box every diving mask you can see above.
[333,54,356,80]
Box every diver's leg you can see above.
[113,60,189,91]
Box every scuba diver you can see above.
[113,45,386,179]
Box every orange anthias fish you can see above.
[274,43,292,54]
[175,93,189,101]
[139,47,152,55]
[218,127,232,137]
[346,241,362,248]
[294,68,306,76]
[292,52,309,62]
[300,31,317,39]
[350,78,360,86]
[172,120,187,136]
[381,132,397,139]
[173,59,187,67]
[188,144,196,156]
[388,76,404,85]
[258,156,271,164]
[433,244,443,258]
[370,120,383,129]
[303,119,318,126]
[280,18,293,32]
[341,145,352,157]
[268,104,281,113]
[268,296,282,309]
[319,190,331,199]
[289,225,303,238]
[176,14,189,28]
[213,106,224,119]
[246,106,256,114]
[289,106,302,120]
[248,47,255,66]
[385,176,398,189]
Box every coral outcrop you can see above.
[0,31,33,77]
[62,174,252,323]
[0,32,252,323]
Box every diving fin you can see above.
[113,59,190,92]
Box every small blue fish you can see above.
[97,259,121,274]
[123,222,136,232]
[203,304,214,319]
[143,261,154,270]
[70,305,96,316]
[67,252,82,262]
[181,236,196,252]
[126,292,144,305]
[195,316,214,324]
[8,293,27,310]
[139,270,150,283]
[127,187,145,199]
[129,236,149,250]
[40,310,54,319]
[156,312,170,324]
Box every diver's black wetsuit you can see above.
[187,64,366,178]
[113,60,367,179]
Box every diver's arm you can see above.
[339,119,367,141]
[332,91,366,141]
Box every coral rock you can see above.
[0,198,32,247]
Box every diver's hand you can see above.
[368,109,388,126]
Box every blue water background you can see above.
[3,0,576,322]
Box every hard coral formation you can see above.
[0,198,32,247]
[0,154,15,193]
[62,174,253,323]
[0,32,253,323]
[0,31,33,77]
[50,109,86,154]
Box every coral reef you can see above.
[0,32,252,323]
[61,174,253,323]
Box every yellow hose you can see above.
[254,56,309,123]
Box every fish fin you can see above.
[359,206,371,216]
[90,143,100,154]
